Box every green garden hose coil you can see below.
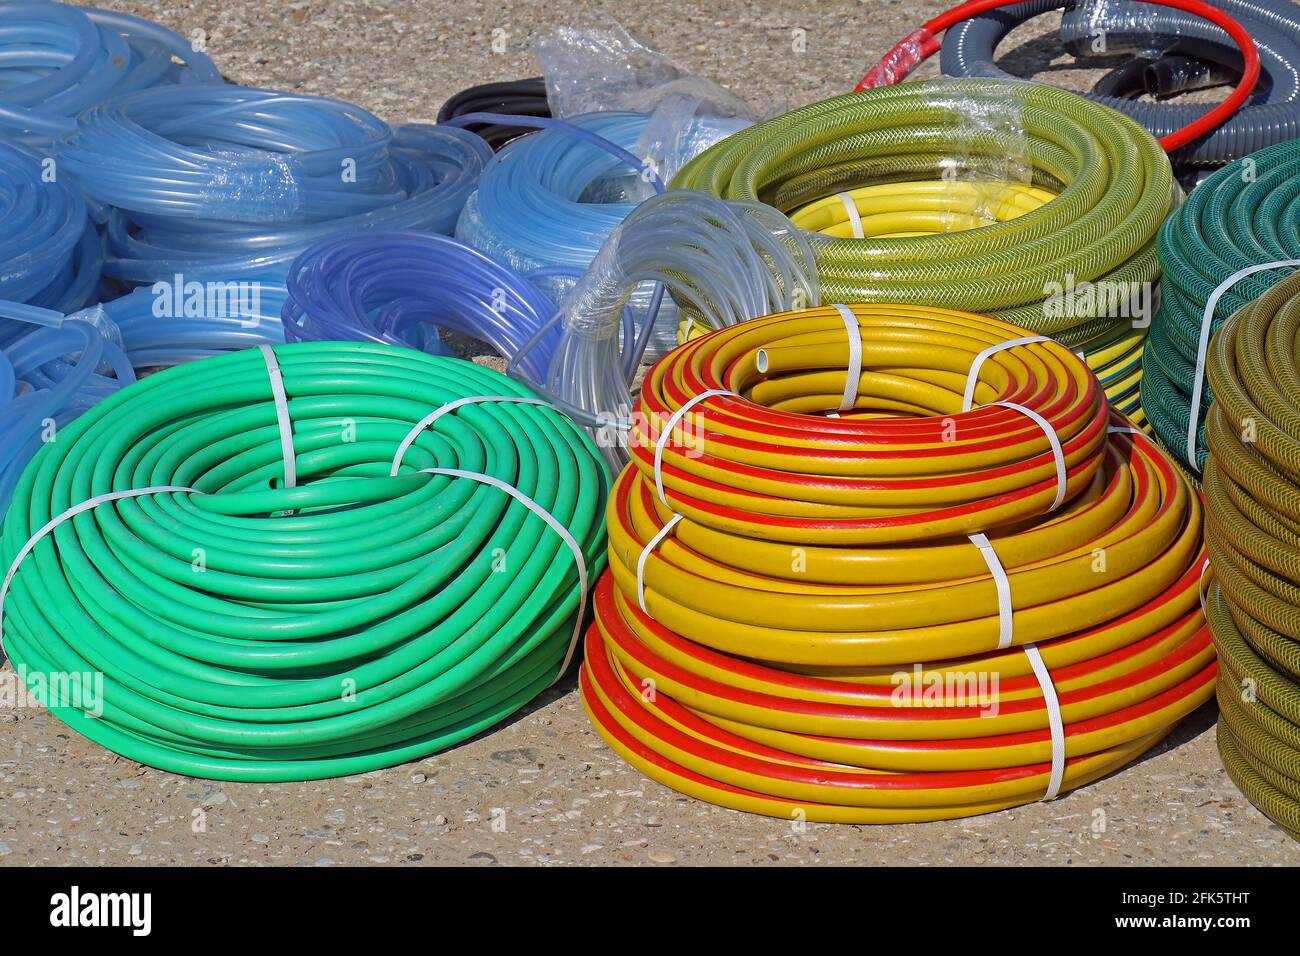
[1142,139,1300,474]
[672,79,1176,422]
[0,341,609,782]
[1204,271,1300,840]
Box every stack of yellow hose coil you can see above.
[1204,271,1300,839]
[672,79,1177,428]
[581,303,1213,823]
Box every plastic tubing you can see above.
[673,79,1174,411]
[0,342,609,782]
[1203,271,1300,840]
[1140,140,1300,474]
[455,110,741,357]
[0,313,134,514]
[529,189,819,465]
[0,1,222,142]
[455,111,666,280]
[99,280,288,368]
[54,86,491,284]
[581,303,1211,823]
[0,140,102,341]
[941,0,1300,167]
[281,230,554,373]
[859,0,1261,156]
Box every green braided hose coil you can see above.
[672,79,1176,410]
[0,342,609,782]
[1143,139,1300,474]
[1204,271,1300,840]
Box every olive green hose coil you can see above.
[1204,271,1300,840]
[0,342,609,782]
[1142,139,1300,474]
[672,79,1175,394]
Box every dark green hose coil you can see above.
[1142,139,1300,474]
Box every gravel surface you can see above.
[3,0,1295,867]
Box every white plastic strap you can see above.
[1198,557,1212,616]
[989,400,1067,512]
[832,304,862,413]
[1185,260,1300,470]
[1107,424,1141,436]
[0,485,201,660]
[961,335,1050,412]
[259,345,296,493]
[636,513,684,617]
[654,389,735,506]
[1023,642,1066,800]
[419,467,588,685]
[968,532,1014,650]
[970,522,1064,800]
[836,191,865,239]
[391,395,553,475]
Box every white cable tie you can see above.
[653,389,735,506]
[989,400,1067,512]
[1198,557,1212,617]
[636,513,684,618]
[258,345,297,495]
[1186,260,1300,471]
[962,335,1050,412]
[836,191,865,239]
[419,467,587,686]
[832,304,862,413]
[0,485,201,661]
[968,532,1014,650]
[1023,642,1066,800]
[391,395,554,476]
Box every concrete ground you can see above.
[2,0,1296,867]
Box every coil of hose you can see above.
[455,111,663,287]
[455,110,745,357]
[672,79,1174,415]
[0,342,608,781]
[530,189,820,454]
[282,230,556,376]
[101,280,288,368]
[54,86,491,284]
[581,303,1212,822]
[1140,140,1300,474]
[941,0,1300,168]
[0,315,133,514]
[436,78,551,150]
[0,1,222,142]
[0,140,102,339]
[781,178,1144,424]
[1203,271,1300,839]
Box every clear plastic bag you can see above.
[534,20,755,191]
[918,81,1034,231]
[535,21,752,120]
[1065,0,1174,58]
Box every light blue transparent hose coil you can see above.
[54,85,491,284]
[0,139,102,347]
[454,110,746,356]
[0,316,134,514]
[100,280,288,368]
[0,1,223,142]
